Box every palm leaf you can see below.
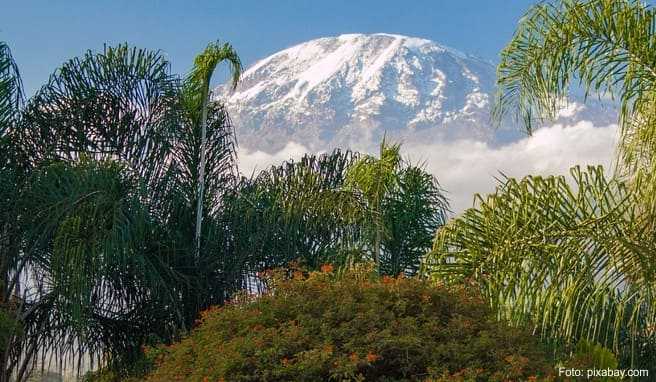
[424,166,656,367]
[493,0,656,215]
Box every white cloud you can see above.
[407,122,618,213]
[236,122,619,214]
[237,141,319,177]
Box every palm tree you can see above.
[8,44,189,380]
[426,0,656,367]
[0,41,245,380]
[346,139,449,274]
[345,139,402,268]
[225,150,364,273]
[0,41,27,382]
[183,41,241,261]
[227,144,448,277]
[0,41,23,302]
[0,41,22,136]
[425,166,655,366]
[380,164,448,275]
[493,0,656,219]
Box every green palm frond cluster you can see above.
[345,139,449,274]
[0,41,245,381]
[0,41,25,382]
[494,0,656,129]
[226,144,449,277]
[380,165,448,275]
[426,166,656,366]
[0,42,22,136]
[0,38,451,381]
[181,41,242,258]
[493,0,656,214]
[345,140,402,266]
[426,0,656,368]
[183,41,241,115]
[224,150,363,272]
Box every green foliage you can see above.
[345,139,403,267]
[425,166,656,367]
[568,340,618,370]
[0,41,22,136]
[479,0,656,368]
[226,146,448,276]
[17,158,189,369]
[224,150,363,271]
[1,41,245,380]
[18,44,180,184]
[0,307,21,352]
[181,40,242,258]
[379,165,448,276]
[493,0,656,221]
[345,139,449,274]
[183,40,241,120]
[0,40,27,382]
[140,266,556,382]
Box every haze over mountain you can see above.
[216,33,619,212]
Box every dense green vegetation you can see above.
[0,38,447,380]
[3,0,656,380]
[425,166,654,367]
[133,266,557,381]
[225,143,447,276]
[426,0,656,371]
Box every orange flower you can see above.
[349,352,359,362]
[320,264,334,273]
[281,357,290,366]
[292,270,304,280]
[366,352,380,363]
[382,275,394,284]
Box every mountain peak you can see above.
[216,34,615,153]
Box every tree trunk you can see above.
[194,89,210,263]
[374,227,381,271]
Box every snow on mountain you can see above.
[215,33,617,154]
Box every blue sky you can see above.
[2,0,541,96]
[0,1,627,212]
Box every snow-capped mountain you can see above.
[215,33,617,153]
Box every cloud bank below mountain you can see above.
[237,122,618,214]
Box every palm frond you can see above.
[224,150,363,271]
[15,159,186,371]
[493,0,656,217]
[0,41,23,137]
[424,166,656,367]
[182,40,242,260]
[183,41,241,121]
[381,165,448,275]
[493,0,656,131]
[18,44,181,186]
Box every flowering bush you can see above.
[139,264,556,381]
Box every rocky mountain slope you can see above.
[215,33,617,153]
